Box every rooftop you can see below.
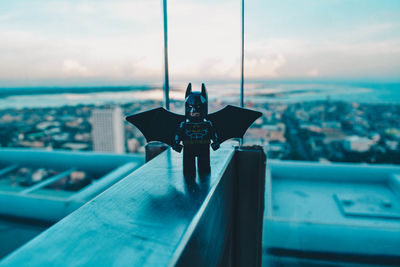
[0,146,400,266]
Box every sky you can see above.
[0,0,399,87]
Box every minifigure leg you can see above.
[183,150,196,177]
[197,152,211,175]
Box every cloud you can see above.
[62,60,91,77]
[0,0,399,86]
[0,0,242,85]
[307,68,319,77]
[0,12,18,22]
[245,54,286,78]
[76,3,96,15]
[167,0,241,80]
[44,0,161,24]
[103,1,161,23]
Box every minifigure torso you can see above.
[175,119,218,175]
[181,120,213,145]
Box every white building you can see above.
[344,135,372,152]
[91,107,125,154]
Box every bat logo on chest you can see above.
[185,126,208,140]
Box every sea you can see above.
[0,82,399,110]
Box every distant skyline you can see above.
[0,0,399,87]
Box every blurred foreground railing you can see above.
[0,149,143,223]
[264,160,400,266]
[0,144,266,266]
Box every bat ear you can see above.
[201,83,208,101]
[185,83,192,98]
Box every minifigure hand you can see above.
[172,143,183,153]
[211,142,220,151]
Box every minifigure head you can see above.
[185,83,208,122]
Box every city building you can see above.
[91,107,126,154]
[262,123,286,142]
[344,135,373,152]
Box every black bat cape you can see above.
[126,105,262,147]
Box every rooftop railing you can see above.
[264,159,400,266]
[0,149,143,223]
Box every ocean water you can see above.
[0,82,399,110]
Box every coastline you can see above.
[0,82,399,110]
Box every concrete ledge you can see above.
[171,145,266,267]
[0,146,238,266]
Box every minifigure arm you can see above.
[173,122,184,153]
[209,121,220,151]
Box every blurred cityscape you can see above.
[0,165,93,192]
[1,98,399,165]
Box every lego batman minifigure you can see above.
[172,83,219,176]
[126,83,262,177]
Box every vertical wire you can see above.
[240,0,245,108]
[163,0,170,110]
[240,0,245,146]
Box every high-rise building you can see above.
[91,107,125,154]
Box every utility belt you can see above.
[183,140,210,145]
